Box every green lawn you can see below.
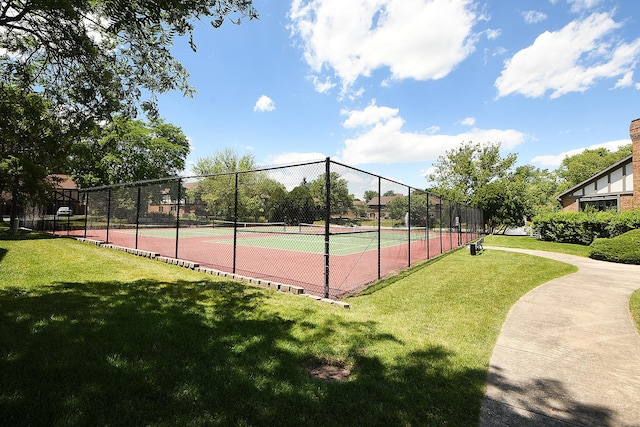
[0,232,576,426]
[631,289,640,332]
[483,234,591,257]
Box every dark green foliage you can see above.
[533,209,640,245]
[1,0,258,120]
[72,116,190,187]
[589,230,640,264]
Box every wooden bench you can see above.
[470,237,484,255]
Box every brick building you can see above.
[558,118,640,212]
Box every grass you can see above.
[483,234,591,257]
[631,289,640,333]
[0,231,576,425]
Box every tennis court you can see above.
[115,222,438,256]
[74,223,460,298]
[55,159,483,298]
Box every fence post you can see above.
[175,178,182,259]
[233,173,239,274]
[52,191,58,235]
[106,188,111,244]
[407,187,411,267]
[83,191,88,239]
[377,176,381,280]
[324,158,331,299]
[426,192,430,259]
[438,196,443,255]
[135,186,141,249]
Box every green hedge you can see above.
[589,229,640,264]
[533,209,640,245]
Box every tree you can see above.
[71,116,190,187]
[363,190,378,202]
[190,148,285,222]
[308,172,353,218]
[250,177,286,222]
[428,141,517,206]
[513,165,560,217]
[428,141,521,229]
[192,149,257,220]
[386,193,429,226]
[0,0,258,121]
[0,85,72,230]
[556,145,632,192]
[283,186,316,225]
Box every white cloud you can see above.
[460,117,476,126]
[289,0,479,94]
[614,71,635,89]
[495,13,640,99]
[267,152,327,165]
[263,152,327,191]
[309,76,336,93]
[521,10,547,24]
[531,139,631,166]
[568,0,603,13]
[337,102,527,165]
[253,95,276,112]
[486,29,501,40]
[341,99,398,128]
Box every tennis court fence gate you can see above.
[44,158,483,299]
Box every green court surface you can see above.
[119,226,434,256]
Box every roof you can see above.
[367,195,403,207]
[47,174,78,190]
[557,154,633,200]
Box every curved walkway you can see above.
[480,247,640,427]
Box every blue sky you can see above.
[157,0,640,190]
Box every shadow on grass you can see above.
[0,229,56,241]
[0,279,486,426]
[481,366,615,426]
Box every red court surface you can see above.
[64,228,471,299]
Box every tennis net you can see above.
[212,220,287,233]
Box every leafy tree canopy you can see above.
[556,144,632,192]
[428,141,534,230]
[71,116,190,187]
[363,190,378,202]
[308,172,353,216]
[0,85,72,228]
[0,0,258,122]
[427,141,517,206]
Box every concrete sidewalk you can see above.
[480,247,640,427]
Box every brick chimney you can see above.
[632,118,640,207]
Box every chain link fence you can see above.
[41,158,483,299]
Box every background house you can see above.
[559,118,640,212]
[366,194,404,220]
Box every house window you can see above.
[579,199,617,212]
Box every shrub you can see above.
[589,229,640,264]
[533,211,608,245]
[532,209,636,245]
[606,209,640,236]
